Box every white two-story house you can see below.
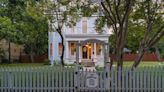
[49,17,112,66]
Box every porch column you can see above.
[94,43,96,62]
[65,41,69,62]
[76,42,80,63]
[78,41,82,63]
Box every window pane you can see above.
[82,18,87,33]
[59,43,62,56]
[96,43,101,55]
[69,42,76,56]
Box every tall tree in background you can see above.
[132,0,164,68]
[0,0,22,63]
[100,0,134,69]
[0,0,49,63]
[16,0,48,62]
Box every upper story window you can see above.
[82,17,87,33]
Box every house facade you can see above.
[49,17,111,66]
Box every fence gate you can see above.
[74,39,110,92]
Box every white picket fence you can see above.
[0,66,164,92]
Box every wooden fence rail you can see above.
[0,66,164,92]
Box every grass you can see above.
[0,61,163,68]
[112,61,164,68]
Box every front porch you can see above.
[64,40,107,67]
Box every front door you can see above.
[82,44,92,60]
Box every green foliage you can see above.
[157,38,164,58]
[127,0,164,53]
[16,0,48,55]
[0,16,16,41]
[95,16,106,33]
[0,0,49,55]
[126,20,145,53]
[0,48,5,58]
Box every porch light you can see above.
[85,44,89,47]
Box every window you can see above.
[96,43,101,55]
[69,42,76,56]
[82,18,87,33]
[59,43,62,56]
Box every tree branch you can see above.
[121,0,132,25]
[106,0,117,24]
[114,0,121,24]
[101,2,115,25]
[148,24,164,47]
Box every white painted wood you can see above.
[70,67,73,92]
[22,68,25,92]
[162,67,164,91]
[151,67,154,92]
[140,67,143,92]
[125,68,128,92]
[1,66,164,91]
[115,69,118,92]
[132,69,135,92]
[47,67,51,92]
[159,66,162,91]
[52,67,54,92]
[136,67,139,92]
[55,66,58,92]
[29,68,32,92]
[147,67,150,92]
[63,67,66,92]
[110,68,114,92]
[143,67,146,91]
[41,68,43,92]
[155,67,158,92]
[0,68,3,92]
[25,68,28,91]
[59,66,62,92]
[18,68,21,91]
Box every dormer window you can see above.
[82,17,87,33]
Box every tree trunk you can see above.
[58,31,65,66]
[8,41,11,63]
[19,48,22,63]
[30,46,34,63]
[60,36,65,66]
[116,46,124,69]
[115,34,124,69]
[155,47,162,62]
[30,53,34,63]
[132,46,145,69]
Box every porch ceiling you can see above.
[65,34,110,39]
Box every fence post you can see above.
[74,61,78,92]
[104,63,110,91]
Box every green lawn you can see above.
[112,61,164,68]
[0,61,163,68]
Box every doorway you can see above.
[82,43,92,59]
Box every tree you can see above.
[83,0,164,68]
[156,38,164,59]
[99,0,134,69]
[44,0,85,66]
[0,16,16,40]
[15,0,49,62]
[132,0,164,68]
[0,0,49,63]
